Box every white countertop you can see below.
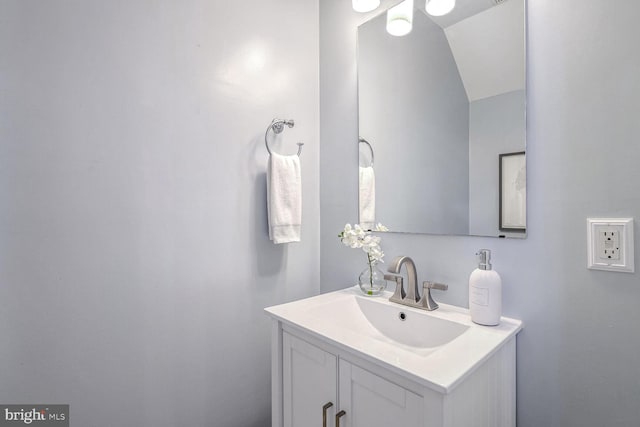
[265,286,522,394]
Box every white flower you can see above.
[368,245,384,263]
[339,223,387,265]
[374,223,389,232]
[353,223,366,238]
[361,235,381,253]
[340,224,362,249]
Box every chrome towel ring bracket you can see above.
[359,136,374,166]
[265,118,304,156]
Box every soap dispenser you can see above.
[469,249,502,326]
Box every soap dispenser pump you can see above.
[469,249,502,326]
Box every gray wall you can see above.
[320,1,640,426]
[358,10,469,234]
[468,89,526,236]
[0,1,319,426]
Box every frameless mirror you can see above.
[358,0,526,238]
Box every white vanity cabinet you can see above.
[282,331,423,427]
[338,358,424,427]
[266,288,521,427]
[282,332,337,426]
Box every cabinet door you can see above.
[283,332,337,427]
[338,360,423,427]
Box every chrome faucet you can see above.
[384,256,448,311]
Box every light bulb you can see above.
[386,0,414,37]
[352,0,381,13]
[425,0,456,16]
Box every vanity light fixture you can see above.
[352,0,381,13]
[386,0,414,37]
[425,0,455,16]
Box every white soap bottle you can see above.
[469,249,502,326]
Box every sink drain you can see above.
[399,312,407,321]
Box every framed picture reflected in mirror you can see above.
[499,151,526,232]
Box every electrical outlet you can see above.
[587,218,634,273]
[598,230,620,260]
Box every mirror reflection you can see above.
[358,0,526,238]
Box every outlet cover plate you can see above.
[587,218,634,273]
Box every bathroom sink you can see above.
[265,286,522,393]
[358,296,469,347]
[305,293,469,353]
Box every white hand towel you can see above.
[267,153,302,244]
[359,166,375,231]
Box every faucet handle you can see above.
[424,281,448,291]
[419,281,448,311]
[384,274,405,302]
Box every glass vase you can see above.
[358,261,387,296]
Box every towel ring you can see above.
[359,137,374,166]
[265,118,304,156]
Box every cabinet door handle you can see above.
[322,402,333,427]
[335,410,346,427]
